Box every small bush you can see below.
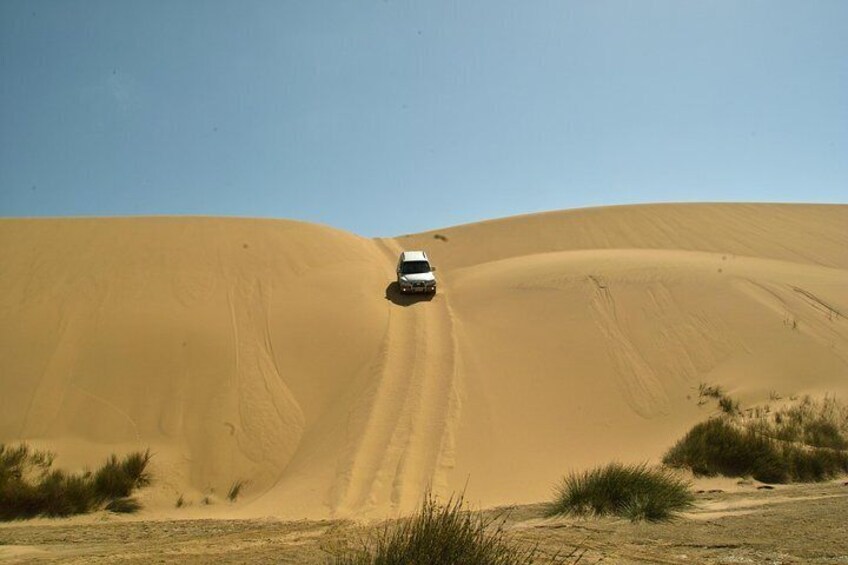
[227,479,248,502]
[663,419,787,482]
[698,383,724,401]
[718,396,739,415]
[759,396,848,450]
[330,492,550,565]
[547,462,693,522]
[105,497,141,514]
[92,450,151,500]
[664,417,848,483]
[0,443,152,521]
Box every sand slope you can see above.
[1,204,846,519]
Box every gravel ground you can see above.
[2,481,847,564]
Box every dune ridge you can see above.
[1,204,846,519]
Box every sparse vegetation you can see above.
[698,383,724,401]
[754,396,848,450]
[330,491,569,565]
[105,497,142,514]
[547,462,693,522]
[698,382,739,414]
[92,450,152,500]
[718,395,740,415]
[665,396,848,483]
[0,443,152,520]
[176,493,185,508]
[227,479,248,502]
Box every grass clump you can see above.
[758,396,848,450]
[546,462,693,522]
[664,395,848,483]
[330,492,559,565]
[92,449,152,500]
[663,419,788,483]
[0,443,152,521]
[105,497,142,514]
[698,382,739,415]
[227,479,248,502]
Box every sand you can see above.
[1,203,846,521]
[3,481,848,563]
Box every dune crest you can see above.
[1,204,846,518]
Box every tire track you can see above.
[331,238,461,516]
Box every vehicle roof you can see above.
[399,250,428,262]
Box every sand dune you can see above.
[1,204,846,519]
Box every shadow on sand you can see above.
[385,282,435,306]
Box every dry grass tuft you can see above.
[547,462,693,522]
[0,443,152,520]
[329,491,575,564]
[665,395,848,483]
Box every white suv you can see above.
[396,250,437,294]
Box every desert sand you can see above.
[3,480,848,563]
[1,203,847,522]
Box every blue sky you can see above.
[1,1,846,236]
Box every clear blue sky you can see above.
[1,1,846,236]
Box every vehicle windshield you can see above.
[400,260,431,275]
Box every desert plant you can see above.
[105,497,141,513]
[176,493,185,508]
[664,417,848,483]
[664,419,787,482]
[547,462,693,522]
[329,491,556,565]
[698,383,724,401]
[0,443,152,521]
[227,479,248,502]
[92,450,152,500]
[121,449,153,488]
[718,395,739,415]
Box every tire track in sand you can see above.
[331,238,460,517]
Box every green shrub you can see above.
[718,396,739,415]
[663,417,848,483]
[546,462,693,522]
[330,492,548,565]
[0,443,152,521]
[802,420,848,450]
[105,497,141,513]
[121,449,153,488]
[760,396,848,449]
[227,479,247,502]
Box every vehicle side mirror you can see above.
[431,267,437,272]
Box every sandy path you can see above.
[329,238,461,516]
[3,481,847,564]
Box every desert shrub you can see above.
[92,450,152,500]
[38,470,97,517]
[698,383,724,401]
[0,443,152,521]
[718,396,739,415]
[758,396,848,450]
[330,492,551,565]
[698,382,739,415]
[663,419,787,483]
[227,479,247,502]
[802,420,847,450]
[664,417,848,483]
[120,449,153,488]
[546,462,693,522]
[105,497,141,513]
